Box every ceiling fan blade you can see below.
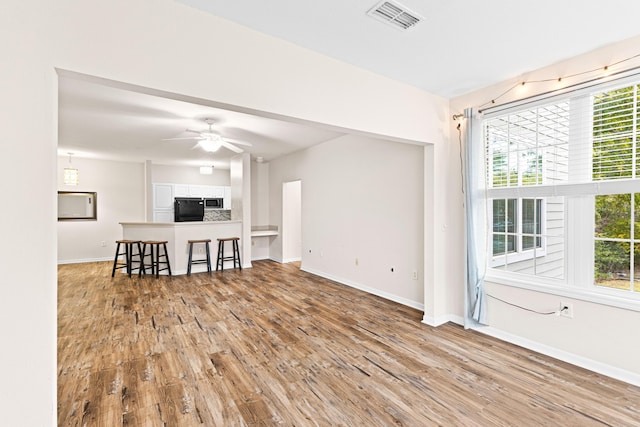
[226,139,252,147]
[162,136,200,141]
[221,141,243,153]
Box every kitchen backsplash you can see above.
[204,209,231,221]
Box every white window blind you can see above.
[482,74,640,299]
[486,80,640,196]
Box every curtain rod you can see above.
[478,64,640,115]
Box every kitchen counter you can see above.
[120,221,243,275]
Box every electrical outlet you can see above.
[100,241,106,247]
[412,270,418,280]
[560,301,573,318]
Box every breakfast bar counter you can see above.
[120,221,243,275]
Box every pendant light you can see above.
[63,153,79,185]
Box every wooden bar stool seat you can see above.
[187,239,212,275]
[216,237,241,271]
[111,239,144,277]
[140,240,172,278]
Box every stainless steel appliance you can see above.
[204,197,224,209]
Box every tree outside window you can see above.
[593,85,640,292]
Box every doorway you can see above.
[282,180,302,264]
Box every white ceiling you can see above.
[58,0,640,168]
[177,0,640,98]
[57,76,344,169]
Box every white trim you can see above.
[282,257,302,263]
[57,257,111,265]
[421,313,464,327]
[485,274,640,312]
[473,325,640,388]
[488,178,640,198]
[301,266,424,311]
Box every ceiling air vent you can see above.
[367,0,423,30]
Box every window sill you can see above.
[489,247,546,268]
[485,271,640,313]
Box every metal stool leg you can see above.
[205,241,211,273]
[154,244,160,278]
[111,241,122,277]
[163,243,172,276]
[233,239,241,270]
[216,239,223,271]
[187,242,194,276]
[125,242,132,277]
[135,241,145,275]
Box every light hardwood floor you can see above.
[58,260,640,426]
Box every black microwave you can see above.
[204,197,224,209]
[174,198,204,222]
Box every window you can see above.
[594,194,640,292]
[482,77,640,303]
[492,198,543,260]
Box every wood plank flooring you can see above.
[58,260,640,426]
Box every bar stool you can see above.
[216,237,241,271]
[140,240,172,278]
[187,239,212,275]
[111,239,144,277]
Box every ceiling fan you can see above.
[164,118,252,154]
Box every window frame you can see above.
[480,73,640,312]
[490,197,547,268]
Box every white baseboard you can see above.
[57,257,112,265]
[301,266,424,312]
[474,325,640,388]
[265,256,300,264]
[422,313,464,327]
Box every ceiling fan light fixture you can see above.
[198,138,222,152]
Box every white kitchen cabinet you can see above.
[209,186,225,198]
[173,184,190,197]
[188,185,205,197]
[153,184,231,222]
[153,184,174,210]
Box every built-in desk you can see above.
[120,221,242,275]
[251,225,278,260]
[250,225,279,237]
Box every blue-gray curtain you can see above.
[463,107,487,328]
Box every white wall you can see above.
[251,160,270,226]
[152,163,230,185]
[269,134,425,308]
[282,180,302,262]
[451,35,640,382]
[0,1,448,423]
[57,157,145,262]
